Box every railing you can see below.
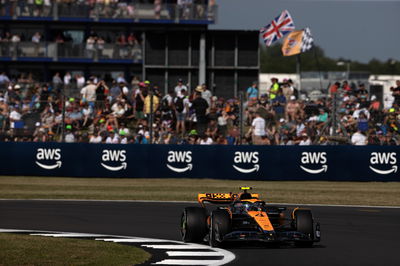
[0,42,142,62]
[0,1,217,23]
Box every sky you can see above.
[210,0,400,63]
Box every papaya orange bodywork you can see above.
[247,211,274,231]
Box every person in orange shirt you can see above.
[329,82,340,95]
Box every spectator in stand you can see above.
[76,74,85,89]
[52,72,63,92]
[329,82,340,95]
[31,32,41,56]
[63,72,71,88]
[392,80,400,105]
[356,83,368,99]
[80,78,97,108]
[174,88,190,135]
[269,78,279,100]
[285,95,300,122]
[201,83,212,110]
[86,35,96,58]
[281,79,293,100]
[144,88,160,123]
[272,89,286,120]
[0,72,10,88]
[246,81,258,105]
[351,129,367,145]
[116,33,128,58]
[250,111,265,145]
[174,78,187,97]
[95,80,108,110]
[191,89,209,135]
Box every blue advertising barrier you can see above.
[0,142,398,181]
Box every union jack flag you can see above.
[260,10,295,47]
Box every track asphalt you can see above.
[0,200,399,266]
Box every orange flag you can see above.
[281,30,303,56]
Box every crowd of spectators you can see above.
[0,0,217,21]
[0,71,399,145]
[0,30,142,60]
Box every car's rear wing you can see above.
[198,193,260,206]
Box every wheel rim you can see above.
[181,212,187,240]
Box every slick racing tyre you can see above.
[209,209,231,247]
[294,209,314,247]
[181,207,207,243]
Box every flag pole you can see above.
[312,45,324,91]
[296,54,301,97]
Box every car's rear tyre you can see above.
[294,209,314,247]
[209,209,231,247]
[181,207,207,243]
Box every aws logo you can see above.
[166,151,192,173]
[369,152,397,175]
[232,152,259,173]
[35,148,62,170]
[101,150,127,171]
[300,152,328,174]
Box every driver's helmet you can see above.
[243,202,253,211]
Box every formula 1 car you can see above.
[180,187,321,247]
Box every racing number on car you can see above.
[206,193,229,199]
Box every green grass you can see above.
[0,233,150,266]
[0,176,399,206]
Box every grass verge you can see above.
[0,176,399,206]
[0,233,150,266]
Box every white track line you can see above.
[96,238,169,243]
[153,259,222,265]
[0,228,236,266]
[30,233,106,238]
[142,244,211,250]
[166,251,222,257]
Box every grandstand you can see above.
[0,1,399,146]
[0,0,259,98]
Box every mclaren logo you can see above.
[166,151,192,173]
[35,148,62,170]
[101,150,127,171]
[369,152,397,175]
[233,152,259,173]
[300,152,328,174]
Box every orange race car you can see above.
[180,187,321,247]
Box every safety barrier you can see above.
[0,143,398,181]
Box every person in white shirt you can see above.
[9,107,22,129]
[351,130,367,145]
[199,135,213,145]
[106,131,120,144]
[299,134,312,145]
[174,79,187,97]
[76,74,85,89]
[89,132,102,143]
[63,72,71,86]
[201,84,212,109]
[251,112,265,145]
[80,79,97,107]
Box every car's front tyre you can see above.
[181,207,207,243]
[209,209,231,247]
[294,209,314,247]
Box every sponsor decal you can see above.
[369,152,397,175]
[232,152,260,173]
[101,150,127,171]
[300,152,328,174]
[35,148,62,170]
[166,151,192,173]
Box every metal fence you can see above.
[0,1,217,22]
[0,42,142,61]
